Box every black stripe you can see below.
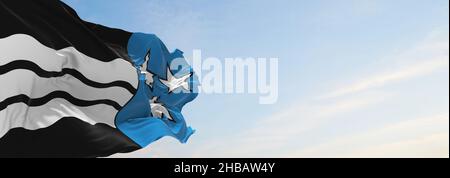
[0,60,137,94]
[0,91,122,111]
[0,0,132,62]
[0,117,141,158]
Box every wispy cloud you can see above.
[189,94,388,157]
[320,36,449,99]
[291,113,449,158]
[320,58,448,99]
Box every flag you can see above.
[0,0,198,157]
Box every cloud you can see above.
[320,36,449,99]
[350,133,449,158]
[320,58,448,99]
[290,113,449,158]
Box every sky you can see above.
[63,0,449,158]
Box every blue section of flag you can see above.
[115,33,198,147]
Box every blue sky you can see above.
[63,0,449,157]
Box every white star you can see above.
[159,68,192,93]
[149,97,174,121]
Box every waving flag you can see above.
[0,0,198,157]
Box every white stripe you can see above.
[0,99,118,138]
[0,70,132,106]
[0,34,138,137]
[0,34,137,86]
